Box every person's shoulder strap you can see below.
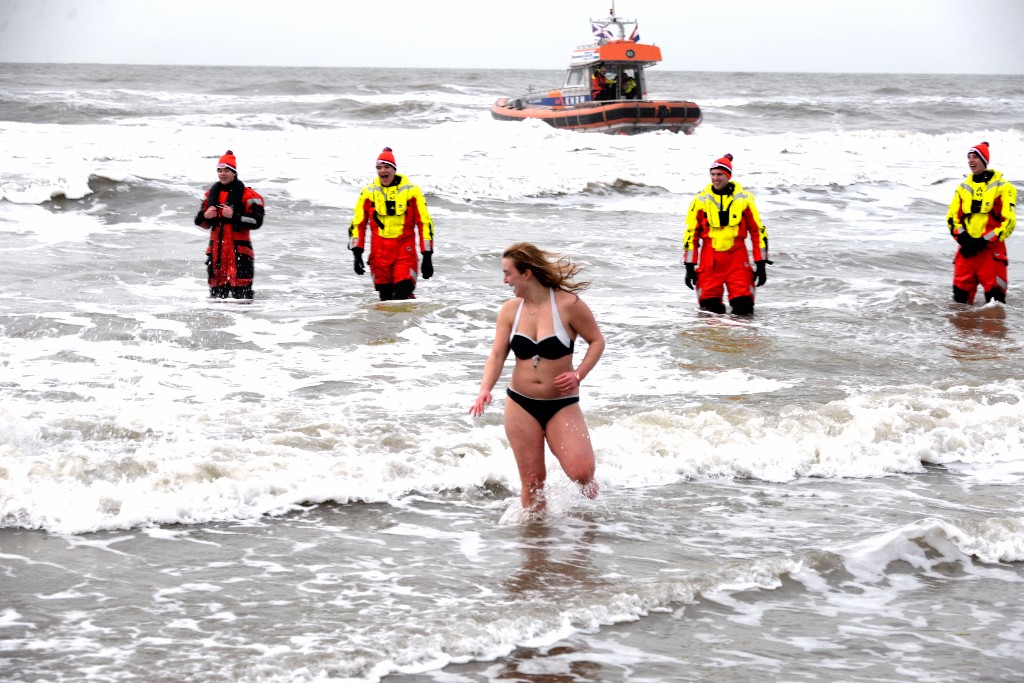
[509,299,525,341]
[550,288,572,345]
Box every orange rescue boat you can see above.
[491,5,701,135]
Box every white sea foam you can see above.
[4,112,1021,210]
[3,357,1022,533]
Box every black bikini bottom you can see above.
[506,388,579,430]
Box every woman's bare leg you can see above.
[504,398,548,511]
[544,404,598,498]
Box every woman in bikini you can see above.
[470,243,605,512]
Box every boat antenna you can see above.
[591,2,635,43]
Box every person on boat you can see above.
[348,147,435,301]
[622,70,638,99]
[194,150,265,299]
[591,64,611,101]
[683,153,771,315]
[469,243,604,513]
[946,141,1017,305]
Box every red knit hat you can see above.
[969,141,990,167]
[376,147,397,169]
[217,150,237,172]
[710,153,733,178]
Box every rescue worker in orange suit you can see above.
[348,147,435,301]
[683,153,771,316]
[591,65,611,101]
[194,150,265,299]
[947,141,1017,304]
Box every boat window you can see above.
[621,67,640,100]
[565,68,586,88]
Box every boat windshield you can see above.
[564,68,587,88]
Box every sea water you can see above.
[1,64,1023,682]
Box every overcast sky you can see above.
[1,0,1022,74]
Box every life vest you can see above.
[946,169,1017,242]
[349,174,434,251]
[684,181,769,260]
[194,181,264,246]
[591,69,609,99]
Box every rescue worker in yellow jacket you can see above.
[348,147,435,301]
[623,75,638,99]
[946,141,1017,304]
[683,153,771,315]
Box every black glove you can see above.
[755,260,769,287]
[421,251,433,279]
[352,247,365,275]
[956,232,987,258]
[684,263,698,290]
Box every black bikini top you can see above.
[509,288,574,361]
[511,334,574,360]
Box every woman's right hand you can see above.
[203,205,218,220]
[469,391,492,417]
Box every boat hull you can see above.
[491,99,701,135]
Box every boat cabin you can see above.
[562,22,664,104]
[562,62,643,102]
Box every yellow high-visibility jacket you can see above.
[946,169,1016,243]
[349,174,434,251]
[684,181,768,264]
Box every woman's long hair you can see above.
[503,243,590,294]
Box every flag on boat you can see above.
[591,23,613,40]
[629,25,640,42]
